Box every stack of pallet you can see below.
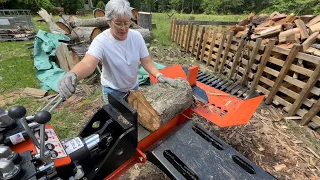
[228,12,320,56]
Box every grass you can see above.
[151,13,246,47]
[0,13,242,139]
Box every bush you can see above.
[96,1,105,10]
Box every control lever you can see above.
[25,94,64,121]
[8,106,41,149]
[34,111,52,164]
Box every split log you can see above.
[69,16,109,28]
[252,15,269,25]
[302,32,319,52]
[257,20,275,27]
[137,12,152,30]
[56,43,80,71]
[130,21,143,29]
[294,19,309,40]
[285,14,296,23]
[306,47,320,56]
[300,15,315,24]
[259,25,282,35]
[132,28,152,43]
[127,79,193,131]
[37,8,66,34]
[271,13,286,21]
[309,22,320,33]
[93,8,105,18]
[227,25,246,34]
[282,23,295,31]
[70,27,102,43]
[279,28,300,43]
[306,15,320,27]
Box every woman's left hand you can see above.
[157,75,178,87]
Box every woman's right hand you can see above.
[58,72,78,99]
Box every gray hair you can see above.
[105,0,133,21]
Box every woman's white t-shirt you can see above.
[86,29,149,92]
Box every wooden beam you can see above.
[250,40,276,91]
[288,63,320,116]
[302,32,319,52]
[218,31,234,74]
[300,99,320,125]
[170,18,175,40]
[186,23,193,52]
[228,38,245,79]
[174,24,179,42]
[214,31,226,72]
[200,29,209,62]
[191,25,199,56]
[241,38,262,85]
[206,29,217,66]
[265,45,301,104]
[294,19,309,40]
[196,26,206,60]
[306,15,320,27]
[178,25,184,46]
[184,23,191,51]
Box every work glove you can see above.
[58,72,78,99]
[156,73,178,87]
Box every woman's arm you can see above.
[140,55,161,77]
[70,54,100,80]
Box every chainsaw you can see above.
[0,65,276,180]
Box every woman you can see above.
[58,0,177,104]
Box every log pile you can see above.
[0,28,34,41]
[228,12,320,56]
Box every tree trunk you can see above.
[69,16,109,28]
[37,8,66,34]
[128,79,193,131]
[137,12,152,30]
[70,27,102,43]
[132,29,152,43]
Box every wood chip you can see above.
[258,146,265,152]
[23,87,47,98]
[293,140,303,144]
[283,116,302,120]
[307,147,320,159]
[273,164,287,171]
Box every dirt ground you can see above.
[1,45,319,180]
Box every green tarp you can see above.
[33,30,69,91]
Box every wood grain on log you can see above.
[93,8,105,18]
[128,79,193,131]
[70,27,102,43]
[306,15,320,27]
[56,20,72,34]
[56,43,80,71]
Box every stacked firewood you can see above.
[228,12,320,56]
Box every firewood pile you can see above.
[228,12,320,56]
[0,28,35,41]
